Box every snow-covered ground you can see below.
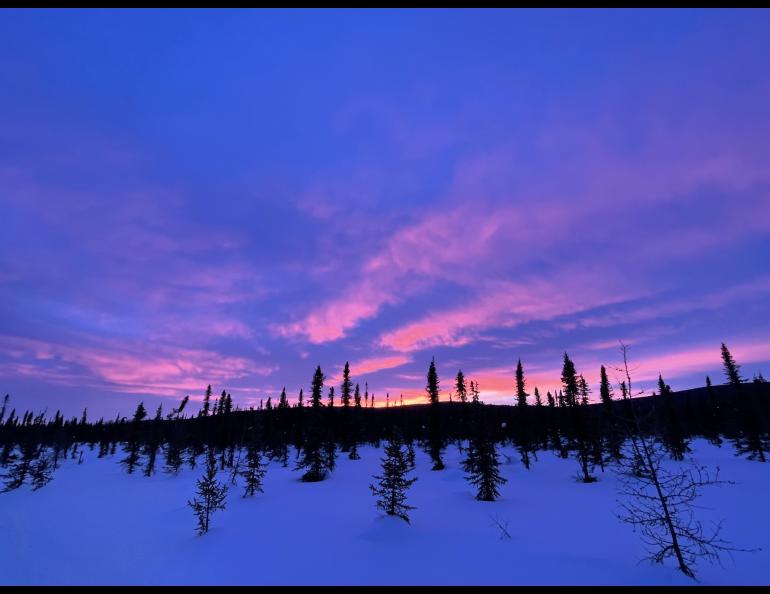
[1,439,767,585]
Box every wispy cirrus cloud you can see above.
[0,334,277,399]
[377,268,650,354]
[272,200,512,344]
[327,354,412,386]
[3,10,770,417]
[272,283,402,344]
[272,96,770,351]
[574,277,770,331]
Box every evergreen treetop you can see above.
[599,365,613,406]
[515,359,528,407]
[455,369,468,404]
[426,358,440,405]
[721,343,744,387]
[311,366,325,408]
[341,362,353,408]
[561,353,579,407]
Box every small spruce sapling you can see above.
[188,451,228,535]
[370,433,418,523]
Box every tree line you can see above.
[0,342,767,579]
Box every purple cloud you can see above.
[1,9,769,416]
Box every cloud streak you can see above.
[2,10,770,416]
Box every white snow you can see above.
[1,439,767,585]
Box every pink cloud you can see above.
[379,276,640,353]
[272,283,402,344]
[273,197,560,344]
[350,354,411,377]
[327,354,412,385]
[0,334,276,400]
[274,104,770,349]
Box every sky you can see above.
[1,8,770,418]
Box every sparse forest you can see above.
[1,342,768,580]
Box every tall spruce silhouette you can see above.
[455,369,468,404]
[296,366,330,481]
[721,343,744,388]
[721,345,770,462]
[200,385,212,417]
[578,374,591,406]
[278,387,289,409]
[470,381,480,404]
[310,366,324,408]
[341,362,352,408]
[561,353,579,407]
[426,357,445,470]
[426,358,440,405]
[515,359,528,407]
[657,374,672,397]
[599,365,613,406]
[547,391,555,407]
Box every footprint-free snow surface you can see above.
[1,439,767,585]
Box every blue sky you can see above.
[1,9,770,417]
